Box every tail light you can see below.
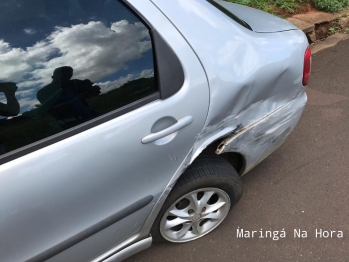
[302,46,311,86]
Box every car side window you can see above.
[0,0,157,157]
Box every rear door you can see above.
[0,0,209,261]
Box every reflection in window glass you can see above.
[0,0,156,156]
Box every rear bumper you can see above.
[216,90,307,175]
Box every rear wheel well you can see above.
[201,139,245,176]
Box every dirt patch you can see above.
[273,2,318,17]
[315,21,337,40]
[296,2,318,14]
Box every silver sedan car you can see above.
[0,0,310,261]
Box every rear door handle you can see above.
[142,116,193,144]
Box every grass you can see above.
[328,26,338,35]
[225,0,310,15]
[224,0,349,38]
[313,0,349,13]
[225,0,349,15]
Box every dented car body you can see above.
[0,0,308,261]
[175,0,309,173]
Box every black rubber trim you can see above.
[121,0,154,30]
[0,93,160,166]
[26,195,154,262]
[207,0,253,31]
[151,30,185,99]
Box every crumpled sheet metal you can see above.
[140,89,307,239]
[151,0,309,175]
[215,90,307,175]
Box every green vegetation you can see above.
[328,26,338,34]
[225,0,349,14]
[225,0,308,14]
[313,0,349,13]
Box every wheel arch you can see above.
[198,138,246,176]
[137,137,246,240]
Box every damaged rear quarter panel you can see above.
[215,91,307,174]
[152,0,309,173]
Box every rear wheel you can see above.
[151,154,243,243]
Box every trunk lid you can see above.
[215,1,298,33]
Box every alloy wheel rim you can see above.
[160,188,231,243]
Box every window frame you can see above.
[0,0,161,165]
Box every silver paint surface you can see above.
[0,1,209,261]
[150,0,308,164]
[101,237,152,262]
[215,0,298,33]
[95,0,309,260]
[0,0,308,261]
[139,0,308,248]
[216,91,307,174]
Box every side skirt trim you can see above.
[93,236,152,262]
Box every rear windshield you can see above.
[207,0,252,30]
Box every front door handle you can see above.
[142,116,193,144]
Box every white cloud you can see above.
[96,68,154,94]
[0,93,5,103]
[97,73,135,94]
[16,89,37,98]
[0,20,152,112]
[17,97,38,110]
[24,28,37,35]
[0,40,11,54]
[139,69,154,78]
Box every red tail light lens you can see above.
[303,46,311,86]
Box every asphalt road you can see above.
[126,39,349,262]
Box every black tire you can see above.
[151,154,243,242]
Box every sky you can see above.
[0,0,154,114]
